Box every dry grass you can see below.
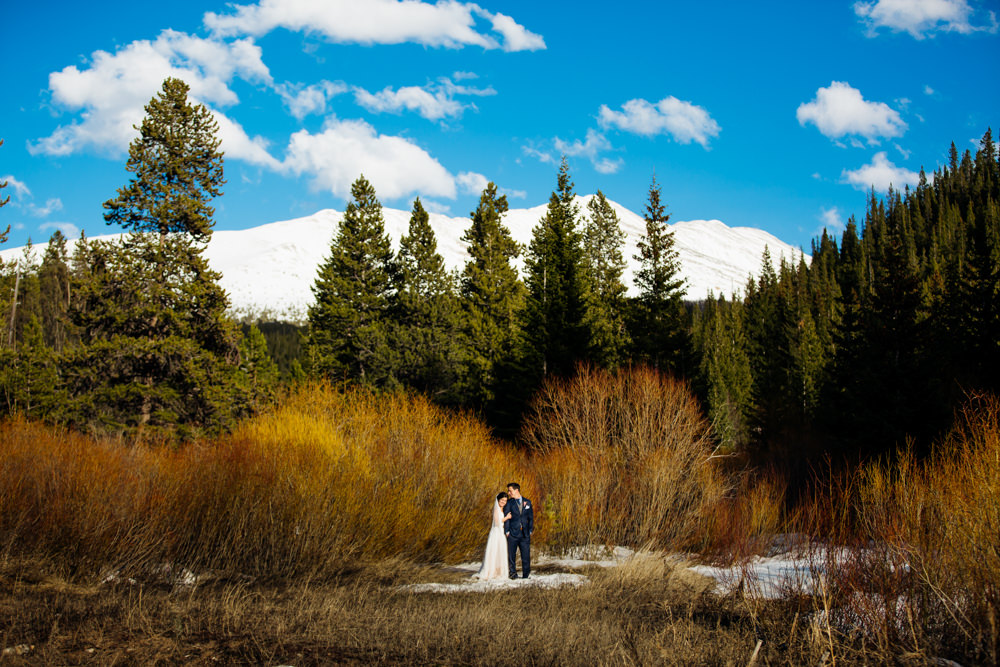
[810,393,1000,665]
[1,551,836,666]
[699,469,789,564]
[0,383,525,581]
[522,365,726,552]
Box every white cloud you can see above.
[818,206,845,235]
[30,30,276,167]
[924,84,935,95]
[1,175,31,199]
[554,129,623,174]
[281,117,456,200]
[854,0,998,38]
[30,198,64,218]
[205,0,545,51]
[487,11,546,51]
[210,110,282,169]
[456,171,489,195]
[277,80,348,119]
[1,176,64,218]
[842,152,920,191]
[353,76,495,121]
[598,96,720,147]
[797,82,907,144]
[421,199,452,215]
[522,145,557,166]
[39,222,80,238]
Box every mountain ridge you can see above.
[1,195,808,322]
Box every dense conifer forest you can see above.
[1,79,997,471]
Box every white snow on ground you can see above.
[404,573,588,593]
[403,546,636,593]
[689,537,854,599]
[1,195,807,322]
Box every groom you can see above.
[504,482,533,579]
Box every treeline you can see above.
[301,162,690,436]
[2,75,997,466]
[696,129,1000,470]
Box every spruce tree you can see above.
[698,295,753,452]
[103,78,224,243]
[306,175,397,386]
[460,182,525,409]
[629,175,689,373]
[582,190,629,366]
[63,234,246,438]
[63,78,247,439]
[394,197,465,401]
[37,231,72,351]
[523,157,587,379]
[238,323,279,409]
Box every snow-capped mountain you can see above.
[1,195,807,322]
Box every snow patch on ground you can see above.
[689,538,853,599]
[404,546,636,593]
[404,573,588,593]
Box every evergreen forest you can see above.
[1,78,998,477]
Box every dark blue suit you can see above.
[504,496,533,578]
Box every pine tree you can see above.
[103,78,224,243]
[37,231,73,351]
[0,314,63,420]
[63,234,246,438]
[63,78,247,438]
[582,190,629,366]
[460,182,525,409]
[394,197,465,401]
[523,157,587,379]
[629,175,689,373]
[698,295,753,452]
[238,323,279,409]
[306,175,397,386]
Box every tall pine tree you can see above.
[459,182,525,412]
[523,157,588,379]
[394,197,465,402]
[582,190,629,367]
[629,175,690,373]
[63,77,247,439]
[307,175,397,387]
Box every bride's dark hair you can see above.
[496,492,508,502]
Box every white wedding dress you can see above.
[475,500,508,580]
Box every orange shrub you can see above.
[0,383,523,580]
[522,365,725,551]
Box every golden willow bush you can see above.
[521,365,726,551]
[0,383,524,579]
[824,393,1000,663]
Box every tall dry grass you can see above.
[521,365,726,551]
[812,396,1000,665]
[0,383,524,580]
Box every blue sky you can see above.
[2,0,998,251]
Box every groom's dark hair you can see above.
[507,482,520,491]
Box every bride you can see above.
[475,492,511,580]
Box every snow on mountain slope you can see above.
[1,195,807,322]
